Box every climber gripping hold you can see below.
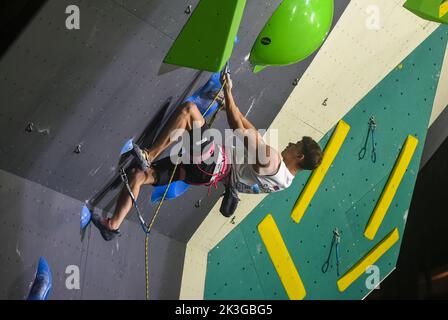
[92,69,323,241]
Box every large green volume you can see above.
[250,0,334,73]
[164,0,246,72]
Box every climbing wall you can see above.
[204,25,448,300]
[0,0,350,299]
[0,0,336,244]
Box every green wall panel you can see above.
[205,25,448,300]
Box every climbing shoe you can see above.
[91,214,121,242]
[131,143,150,171]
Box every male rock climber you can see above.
[91,71,323,241]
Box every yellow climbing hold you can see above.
[337,228,399,292]
[258,214,306,300]
[440,1,448,18]
[291,120,350,224]
[364,135,418,240]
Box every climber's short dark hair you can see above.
[301,136,323,170]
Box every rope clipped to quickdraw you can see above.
[203,82,227,127]
[120,168,150,234]
[203,61,229,127]
[119,157,181,299]
[322,228,341,277]
[358,116,377,163]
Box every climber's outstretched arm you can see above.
[222,73,280,174]
[222,81,245,131]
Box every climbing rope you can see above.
[203,81,227,124]
[142,71,228,300]
[358,116,377,163]
[145,154,182,300]
[321,228,341,277]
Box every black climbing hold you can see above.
[74,145,82,154]
[25,122,34,133]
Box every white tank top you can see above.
[230,149,295,194]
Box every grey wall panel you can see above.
[0,0,199,201]
[112,0,201,40]
[0,169,185,299]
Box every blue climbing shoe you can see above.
[131,143,150,171]
[27,257,52,300]
[91,214,121,242]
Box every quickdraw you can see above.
[119,168,150,234]
[322,228,341,277]
[358,116,377,163]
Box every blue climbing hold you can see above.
[120,138,135,156]
[184,71,224,117]
[80,205,92,230]
[27,257,52,300]
[119,138,190,203]
[151,181,190,204]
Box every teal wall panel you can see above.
[205,226,266,299]
[205,25,448,300]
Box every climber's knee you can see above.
[129,168,149,186]
[183,102,205,127]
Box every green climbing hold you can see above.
[250,0,334,73]
[163,0,246,72]
[404,0,448,24]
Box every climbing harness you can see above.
[358,116,377,163]
[119,65,230,300]
[321,228,341,277]
[193,143,230,195]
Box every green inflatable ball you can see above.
[250,0,334,73]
